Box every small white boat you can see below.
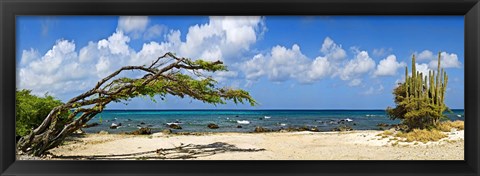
[237,120,250,124]
[457,115,462,117]
[345,118,353,122]
[166,122,181,125]
[264,116,271,119]
[280,123,287,126]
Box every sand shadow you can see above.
[52,142,265,160]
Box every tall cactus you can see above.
[405,67,409,99]
[390,52,449,129]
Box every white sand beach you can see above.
[41,130,464,160]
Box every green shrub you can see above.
[16,89,64,137]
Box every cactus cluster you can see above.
[387,52,449,130]
[405,52,449,110]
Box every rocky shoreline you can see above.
[81,118,373,135]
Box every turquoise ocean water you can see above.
[83,109,465,133]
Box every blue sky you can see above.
[16,16,464,109]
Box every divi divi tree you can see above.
[17,52,256,156]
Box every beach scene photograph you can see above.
[15,16,464,160]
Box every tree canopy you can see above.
[17,52,256,156]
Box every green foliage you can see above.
[105,58,255,107]
[109,72,256,106]
[186,59,227,72]
[16,89,64,137]
[387,52,449,130]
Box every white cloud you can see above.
[166,30,182,45]
[179,16,265,62]
[374,55,406,76]
[417,50,434,60]
[240,37,377,85]
[29,40,76,74]
[77,31,158,80]
[406,63,434,78]
[130,31,180,66]
[338,51,375,80]
[241,44,312,82]
[241,37,345,84]
[143,24,167,40]
[117,16,149,38]
[372,48,392,57]
[219,16,259,49]
[78,41,98,63]
[304,56,332,83]
[320,37,346,60]
[267,44,310,82]
[97,31,131,55]
[92,31,134,78]
[95,56,111,74]
[362,85,384,95]
[414,63,431,76]
[414,50,462,69]
[18,40,91,96]
[348,78,362,87]
[241,54,266,81]
[428,52,461,69]
[19,31,141,98]
[216,71,238,78]
[40,18,57,36]
[18,17,266,99]
[213,71,239,83]
[20,48,40,65]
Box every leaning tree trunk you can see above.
[17,52,256,156]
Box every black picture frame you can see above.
[1,0,479,175]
